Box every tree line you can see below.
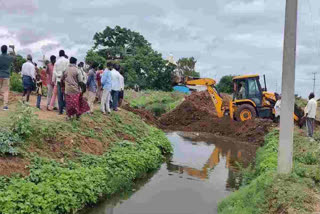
[85,26,199,91]
[11,26,238,93]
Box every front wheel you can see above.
[235,104,257,121]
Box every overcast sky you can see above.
[1,0,319,97]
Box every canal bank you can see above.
[218,130,320,214]
[0,103,173,214]
[82,132,258,214]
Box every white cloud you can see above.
[0,0,319,97]
[224,0,265,15]
[0,0,38,14]
[227,33,283,49]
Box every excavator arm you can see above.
[185,78,225,118]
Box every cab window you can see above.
[247,78,262,106]
[248,78,260,97]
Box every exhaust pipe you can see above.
[263,74,267,91]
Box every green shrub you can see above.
[10,104,36,139]
[0,127,172,214]
[146,103,167,116]
[294,162,320,182]
[295,96,308,109]
[219,172,317,214]
[0,129,21,156]
[219,129,320,214]
[10,72,23,92]
[255,130,279,175]
[218,172,274,214]
[126,90,185,116]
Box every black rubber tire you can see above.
[235,104,257,121]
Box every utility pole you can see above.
[278,0,298,174]
[312,72,316,93]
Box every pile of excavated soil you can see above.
[123,91,273,144]
[123,104,160,127]
[185,91,232,116]
[159,91,273,145]
[0,157,29,177]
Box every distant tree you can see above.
[10,55,26,73]
[216,75,234,94]
[151,62,176,91]
[93,26,150,60]
[119,46,175,91]
[85,49,107,68]
[177,57,200,78]
[89,26,175,91]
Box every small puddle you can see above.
[82,132,257,214]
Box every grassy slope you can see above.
[218,130,320,214]
[0,98,172,214]
[125,90,185,116]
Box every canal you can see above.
[83,132,257,214]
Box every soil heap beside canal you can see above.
[158,91,274,145]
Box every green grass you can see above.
[295,96,308,109]
[0,103,173,214]
[218,130,320,214]
[125,90,185,116]
[0,130,171,214]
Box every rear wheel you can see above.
[235,104,257,121]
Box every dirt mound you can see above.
[160,91,273,144]
[0,157,29,177]
[185,91,232,116]
[124,91,272,144]
[123,104,160,127]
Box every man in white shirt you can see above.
[274,96,281,123]
[110,64,122,111]
[21,54,36,103]
[118,70,125,107]
[238,82,246,99]
[53,50,69,114]
[305,92,317,138]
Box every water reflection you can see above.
[82,132,256,214]
[166,132,253,183]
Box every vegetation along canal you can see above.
[83,132,257,214]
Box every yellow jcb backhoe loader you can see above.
[185,75,303,122]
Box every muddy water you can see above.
[83,132,257,214]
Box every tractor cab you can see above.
[233,75,263,107]
[231,74,275,121]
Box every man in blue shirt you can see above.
[101,62,113,114]
[0,45,15,111]
[86,62,98,113]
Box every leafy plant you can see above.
[0,127,172,214]
[9,72,24,92]
[0,129,21,156]
[10,104,36,139]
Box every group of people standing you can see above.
[0,45,125,120]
